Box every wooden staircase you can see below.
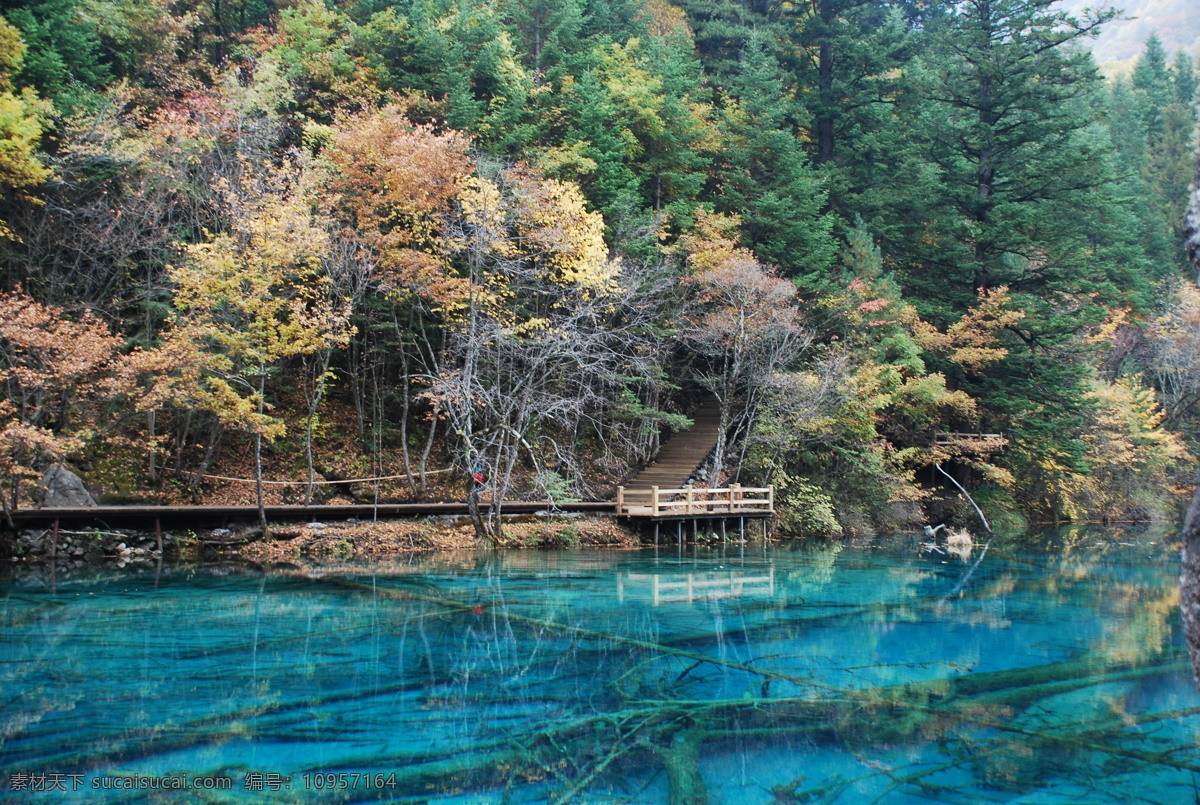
[623,399,722,491]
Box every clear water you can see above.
[2,530,1198,804]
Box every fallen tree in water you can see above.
[6,568,1190,805]
[293,577,1198,805]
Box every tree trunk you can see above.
[816,35,834,164]
[1183,158,1200,687]
[255,372,268,537]
[147,409,157,484]
[1181,481,1200,686]
[303,351,331,505]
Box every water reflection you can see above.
[0,533,1197,804]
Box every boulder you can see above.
[38,464,97,508]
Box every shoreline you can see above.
[0,515,646,574]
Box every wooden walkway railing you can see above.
[615,485,773,519]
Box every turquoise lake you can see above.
[1,529,1198,803]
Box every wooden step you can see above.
[622,399,723,492]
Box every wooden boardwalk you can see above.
[3,501,614,528]
[623,398,722,490]
[617,567,775,605]
[5,397,772,531]
[614,398,773,521]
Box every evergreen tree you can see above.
[1,0,111,111]
[906,0,1120,305]
[1173,50,1197,107]
[897,0,1159,516]
[712,33,836,278]
[794,0,914,167]
[1132,33,1172,130]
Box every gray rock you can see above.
[38,465,96,508]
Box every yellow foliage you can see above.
[912,286,1025,371]
[162,163,353,439]
[595,39,666,147]
[508,170,618,292]
[1030,377,1187,520]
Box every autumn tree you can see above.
[430,162,664,538]
[321,105,473,494]
[0,17,49,242]
[678,211,811,480]
[0,289,136,521]
[159,159,352,529]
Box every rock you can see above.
[37,465,96,508]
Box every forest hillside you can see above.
[1061,0,1199,70]
[0,0,1196,538]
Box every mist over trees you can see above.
[0,0,1196,537]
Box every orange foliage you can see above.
[324,106,474,306]
[0,290,140,510]
[911,286,1025,371]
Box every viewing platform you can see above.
[615,485,773,519]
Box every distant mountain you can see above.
[1060,0,1200,71]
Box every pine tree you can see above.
[1173,50,1197,107]
[897,0,1162,517]
[713,33,836,278]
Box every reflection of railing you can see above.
[617,568,775,605]
[615,485,774,518]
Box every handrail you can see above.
[616,485,774,517]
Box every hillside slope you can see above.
[1061,0,1200,70]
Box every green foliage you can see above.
[712,35,836,276]
[0,16,49,237]
[2,0,112,112]
[0,0,1189,531]
[775,474,842,539]
[534,469,581,505]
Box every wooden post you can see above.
[686,484,694,515]
[652,486,659,518]
[617,486,625,515]
[767,485,774,514]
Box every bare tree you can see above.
[426,163,669,538]
[1181,153,1200,688]
[678,212,812,481]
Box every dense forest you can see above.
[0,0,1196,538]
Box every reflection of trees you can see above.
[315,568,1195,804]
[2,548,1197,803]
